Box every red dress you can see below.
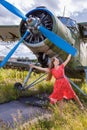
[49,64,76,104]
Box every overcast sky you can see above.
[0,41,36,59]
[0,0,87,25]
[0,0,87,59]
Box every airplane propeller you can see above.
[0,30,29,67]
[0,0,77,68]
[38,26,77,56]
[0,0,27,21]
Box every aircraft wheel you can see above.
[14,82,23,90]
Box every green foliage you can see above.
[0,69,87,130]
[0,68,28,103]
[37,81,53,94]
[0,68,87,104]
[0,68,53,103]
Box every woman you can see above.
[30,54,84,114]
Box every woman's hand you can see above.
[63,54,72,67]
[29,64,35,68]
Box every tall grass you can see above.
[0,68,87,130]
[0,68,53,103]
[0,68,87,103]
[0,68,35,103]
[5,101,87,130]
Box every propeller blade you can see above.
[0,0,27,21]
[0,30,29,68]
[38,26,77,56]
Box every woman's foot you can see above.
[80,105,84,110]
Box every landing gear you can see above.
[14,82,24,90]
[14,66,47,107]
[84,69,87,83]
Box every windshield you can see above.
[58,16,78,28]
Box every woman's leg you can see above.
[58,99,64,116]
[74,95,84,109]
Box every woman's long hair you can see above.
[46,57,55,81]
[46,57,62,81]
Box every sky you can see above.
[0,41,37,59]
[0,0,87,25]
[0,0,87,59]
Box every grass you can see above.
[4,102,87,130]
[0,68,53,103]
[0,68,87,130]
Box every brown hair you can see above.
[46,57,55,81]
[46,57,63,81]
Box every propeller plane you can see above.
[0,0,87,95]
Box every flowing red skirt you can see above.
[49,77,76,104]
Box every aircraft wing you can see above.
[0,25,19,41]
[0,58,34,71]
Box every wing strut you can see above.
[68,77,87,96]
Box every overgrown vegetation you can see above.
[0,68,53,103]
[0,68,87,130]
[1,101,87,130]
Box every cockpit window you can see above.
[58,16,79,33]
[58,17,76,27]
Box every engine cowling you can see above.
[20,7,76,57]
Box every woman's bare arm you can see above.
[29,64,49,73]
[63,54,72,67]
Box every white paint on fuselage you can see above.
[80,42,87,66]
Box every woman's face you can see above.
[53,57,59,66]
